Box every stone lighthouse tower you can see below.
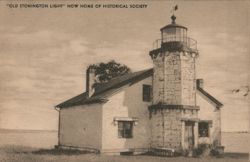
[149,14,199,152]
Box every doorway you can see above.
[184,121,195,150]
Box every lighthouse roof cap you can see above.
[160,23,187,31]
[161,15,187,31]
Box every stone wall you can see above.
[150,108,182,150]
[151,50,198,150]
[163,52,182,105]
[182,109,198,119]
[152,51,196,106]
[152,53,164,104]
[180,53,196,106]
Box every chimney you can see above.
[196,79,204,89]
[86,67,96,97]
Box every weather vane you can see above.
[171,5,178,15]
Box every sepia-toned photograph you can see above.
[0,0,249,161]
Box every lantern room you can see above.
[151,15,197,50]
[160,15,187,43]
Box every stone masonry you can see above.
[152,51,196,105]
[149,42,199,151]
[150,108,182,149]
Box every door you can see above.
[184,121,194,150]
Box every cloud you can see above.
[91,40,152,70]
[194,28,249,85]
[0,23,155,129]
[0,27,91,129]
[191,27,249,132]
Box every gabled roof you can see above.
[55,92,108,108]
[56,68,153,108]
[197,87,223,108]
[56,68,223,109]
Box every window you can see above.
[143,85,152,102]
[198,122,209,137]
[118,121,133,138]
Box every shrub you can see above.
[193,144,211,157]
[210,146,225,158]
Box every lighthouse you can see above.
[56,6,223,156]
[149,13,199,152]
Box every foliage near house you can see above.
[88,60,131,83]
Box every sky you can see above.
[0,0,249,132]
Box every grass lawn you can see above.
[0,145,248,162]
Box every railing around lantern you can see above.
[152,37,197,50]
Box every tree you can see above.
[88,60,131,83]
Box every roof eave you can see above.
[216,104,224,109]
[58,98,108,109]
[197,87,223,109]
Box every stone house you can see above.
[55,15,223,155]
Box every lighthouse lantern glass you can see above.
[162,27,187,43]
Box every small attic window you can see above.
[143,85,152,102]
